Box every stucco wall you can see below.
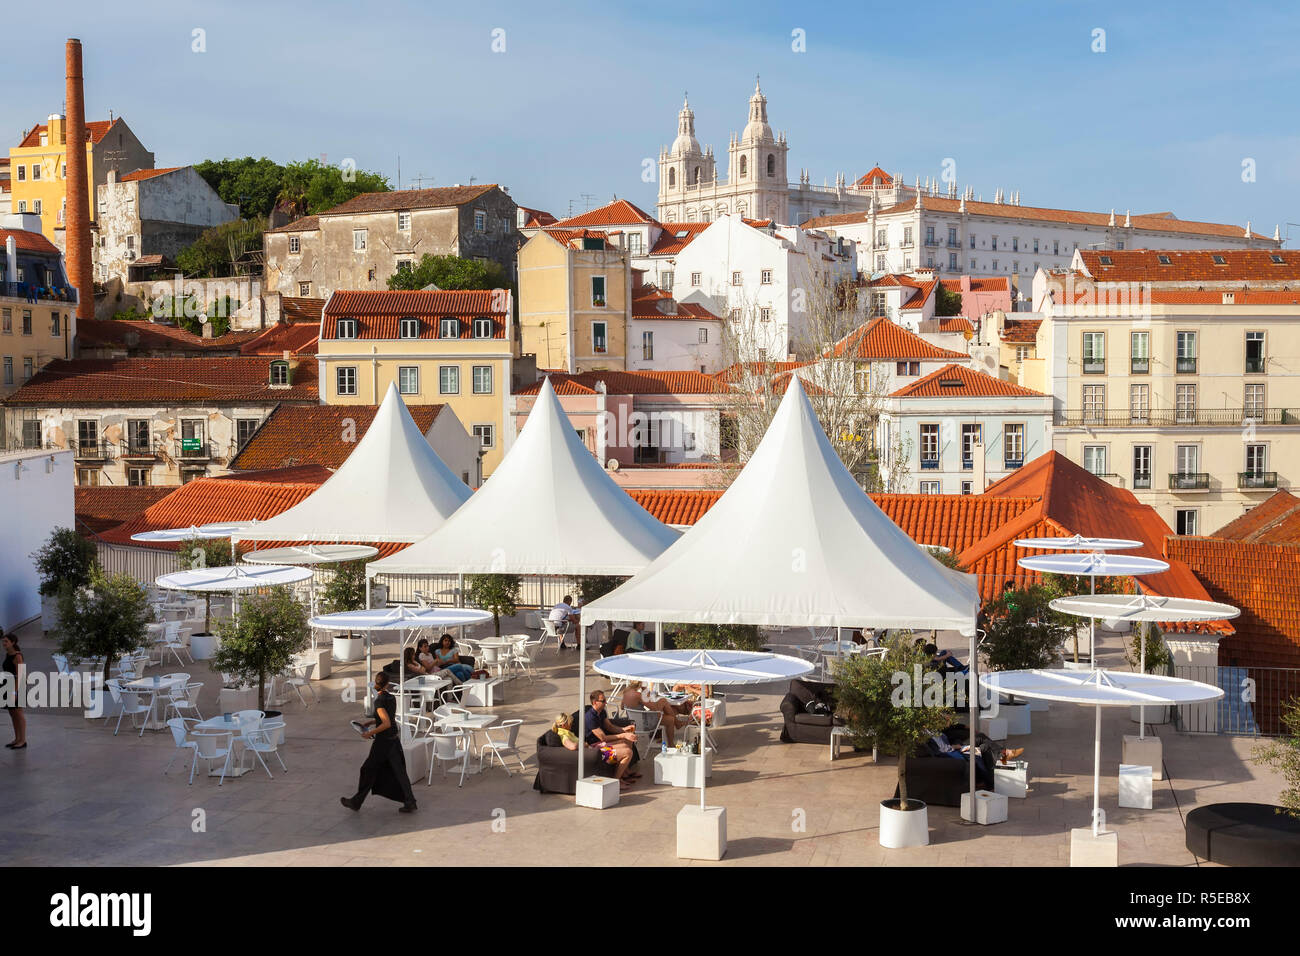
[0,449,74,631]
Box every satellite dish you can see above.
[605,458,620,471]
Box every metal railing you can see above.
[1004,458,1024,469]
[1245,357,1266,374]
[1171,664,1300,736]
[373,573,580,610]
[0,281,77,304]
[1132,473,1152,489]
[119,439,157,458]
[72,440,114,460]
[1082,360,1105,374]
[174,439,215,460]
[1169,472,1210,490]
[1238,471,1278,489]
[1056,407,1298,427]
[1176,357,1198,374]
[1130,358,1149,374]
[920,459,940,470]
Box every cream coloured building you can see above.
[1035,248,1300,533]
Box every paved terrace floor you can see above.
[0,615,1283,867]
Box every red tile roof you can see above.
[1000,318,1041,344]
[939,277,1010,293]
[891,363,1045,399]
[712,361,808,384]
[854,166,894,187]
[936,317,974,334]
[239,321,320,356]
[541,228,614,250]
[321,290,509,340]
[899,278,938,310]
[1078,249,1300,283]
[229,404,444,471]
[322,185,496,216]
[628,489,724,526]
[267,215,320,234]
[552,199,658,228]
[4,357,319,405]
[0,229,60,256]
[649,222,710,255]
[830,317,968,360]
[280,297,326,324]
[515,370,730,396]
[118,166,181,183]
[1211,491,1300,545]
[76,319,262,354]
[76,486,174,535]
[1145,289,1300,306]
[631,288,719,320]
[18,119,117,148]
[518,207,558,228]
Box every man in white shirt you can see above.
[549,595,579,650]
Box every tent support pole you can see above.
[699,653,707,811]
[577,621,586,790]
[969,629,978,817]
[1138,620,1147,740]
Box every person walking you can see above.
[340,672,416,813]
[2,632,26,750]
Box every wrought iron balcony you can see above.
[0,281,77,304]
[1056,408,1298,428]
[1176,357,1198,374]
[1238,471,1278,489]
[175,439,214,460]
[1245,356,1266,374]
[920,459,940,470]
[1132,473,1152,489]
[1004,458,1024,469]
[72,440,113,460]
[1130,358,1149,374]
[119,440,157,459]
[923,238,941,247]
[1082,360,1105,374]
[1169,472,1211,491]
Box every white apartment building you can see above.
[627,285,723,373]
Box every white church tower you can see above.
[657,95,715,222]
[726,78,788,223]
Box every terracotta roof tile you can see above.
[515,370,729,396]
[517,206,558,228]
[628,489,723,526]
[229,404,444,471]
[18,118,116,148]
[891,363,1045,399]
[267,215,320,234]
[541,228,614,250]
[830,317,968,360]
[1079,249,1300,282]
[936,317,974,333]
[854,166,894,187]
[239,321,320,356]
[77,319,262,354]
[4,357,319,405]
[1000,318,1041,343]
[649,222,710,255]
[712,361,808,383]
[1211,490,1300,545]
[0,229,60,256]
[280,297,326,324]
[939,277,1009,294]
[322,185,495,216]
[552,199,658,228]
[631,288,719,320]
[900,278,939,310]
[118,166,181,183]
[75,486,173,535]
[321,290,509,340]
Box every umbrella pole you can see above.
[399,631,407,744]
[577,622,586,790]
[699,692,707,811]
[1092,703,1102,837]
[969,629,978,814]
[1089,573,1096,664]
[1139,620,1147,741]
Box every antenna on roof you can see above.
[580,193,596,212]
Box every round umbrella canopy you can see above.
[981,668,1223,834]
[243,544,379,566]
[594,649,813,810]
[1013,535,1142,551]
[1048,593,1239,625]
[156,564,313,592]
[132,521,260,542]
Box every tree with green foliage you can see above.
[1254,699,1300,820]
[212,586,310,711]
[194,157,288,219]
[980,584,1070,670]
[833,639,955,805]
[279,159,390,215]
[320,561,368,614]
[672,622,764,652]
[464,574,521,636]
[934,284,964,317]
[574,576,627,641]
[387,254,510,292]
[1124,626,1173,674]
[178,536,236,634]
[56,568,150,679]
[926,546,964,571]
[175,218,265,279]
[194,156,390,220]
[31,528,98,597]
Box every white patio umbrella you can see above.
[308,606,493,720]
[1017,552,1170,663]
[1013,535,1142,551]
[155,563,315,642]
[243,544,379,565]
[981,668,1223,835]
[133,520,262,563]
[594,649,812,856]
[1048,594,1239,737]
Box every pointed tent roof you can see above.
[582,378,980,633]
[367,378,680,575]
[235,384,471,543]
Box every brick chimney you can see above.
[64,38,93,320]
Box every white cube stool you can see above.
[1070,827,1118,867]
[993,760,1030,799]
[401,738,430,783]
[677,804,726,860]
[1000,701,1032,735]
[961,789,1009,825]
[1118,763,1153,809]
[978,713,1008,740]
[575,775,620,809]
[1122,735,1163,781]
[460,678,503,708]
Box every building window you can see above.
[1082,331,1105,373]
[16,202,25,214]
[15,166,24,182]
[121,419,149,455]
[1,308,9,333]
[125,467,150,487]
[876,228,887,247]
[698,328,709,344]
[919,481,941,494]
[1175,383,1197,424]
[32,163,41,182]
[690,272,701,286]
[439,317,461,338]
[235,418,259,450]
[960,424,982,469]
[397,260,412,273]
[22,311,33,336]
[1133,445,1152,489]
[269,360,290,387]
[298,282,311,296]
[399,317,419,339]
[1130,331,1149,374]
[1245,331,1265,373]
[1175,509,1198,536]
[336,366,357,396]
[1175,443,1200,481]
[757,349,767,363]
[925,226,935,245]
[473,424,494,448]
[760,269,773,285]
[472,365,493,394]
[288,236,300,254]
[1014,345,1031,363]
[1032,238,1039,253]
[397,211,411,231]
[353,229,367,252]
[50,312,60,336]
[1129,383,1149,424]
[1004,424,1024,466]
[640,330,654,361]
[759,307,772,323]
[1083,384,1105,423]
[1176,331,1198,373]
[896,361,920,376]
[919,423,939,467]
[77,420,99,455]
[592,321,608,354]
[2,357,11,385]
[335,318,357,339]
[949,252,958,270]
[367,268,377,282]
[1244,383,1265,418]
[439,366,460,394]
[77,469,100,487]
[396,366,419,394]
[1245,443,1268,477]
[730,271,743,287]
[1082,445,1107,476]
[626,233,643,255]
[875,254,886,271]
[662,271,674,291]
[22,357,33,381]
[474,210,486,232]
[961,481,973,495]
[591,276,606,307]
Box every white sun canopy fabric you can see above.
[132,521,260,543]
[243,544,379,566]
[1013,535,1143,551]
[155,564,313,592]
[236,384,471,544]
[1017,553,1170,577]
[1050,593,1240,625]
[582,378,980,633]
[367,377,680,576]
[307,606,492,632]
[593,649,814,686]
[981,668,1225,706]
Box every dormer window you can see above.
[439,317,461,338]
[473,317,493,338]
[1157,255,1171,265]
[336,318,358,339]
[399,317,419,339]
[1212,255,1227,265]
[270,360,290,387]
[1271,254,1284,264]
[1098,255,1112,266]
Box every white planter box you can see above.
[879,799,929,848]
[190,633,219,661]
[1000,702,1031,736]
[993,759,1030,799]
[978,714,1008,740]
[401,737,430,783]
[219,686,258,714]
[332,636,365,663]
[961,789,1009,825]
[576,775,620,809]
[654,750,712,788]
[303,647,331,681]
[677,804,726,860]
[1122,734,1164,781]
[1118,763,1153,809]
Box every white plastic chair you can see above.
[165,682,204,722]
[478,643,509,680]
[432,704,471,730]
[477,719,526,775]
[115,689,155,737]
[162,621,193,666]
[240,719,288,778]
[625,706,665,753]
[524,611,544,635]
[164,717,198,775]
[542,618,570,654]
[285,661,317,706]
[510,638,544,682]
[191,729,234,785]
[102,678,125,725]
[428,730,471,787]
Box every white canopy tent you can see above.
[582,377,980,632]
[234,383,471,547]
[366,377,680,577]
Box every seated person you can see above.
[431,633,472,683]
[610,622,647,655]
[553,712,635,791]
[583,690,640,787]
[927,726,1023,788]
[923,642,968,675]
[402,646,432,676]
[850,629,868,646]
[623,681,691,747]
[549,595,580,650]
[416,638,438,673]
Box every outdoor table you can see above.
[125,675,188,731]
[470,638,517,679]
[435,713,499,773]
[399,675,451,712]
[196,714,263,777]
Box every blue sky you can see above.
[7,0,1299,237]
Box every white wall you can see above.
[0,449,74,631]
[425,405,483,488]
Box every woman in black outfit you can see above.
[3,632,26,749]
[340,671,417,813]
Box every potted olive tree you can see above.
[318,559,367,673]
[212,586,309,715]
[980,584,1068,732]
[178,535,235,659]
[56,569,150,717]
[834,640,954,848]
[464,573,521,637]
[1043,573,1124,667]
[31,528,98,635]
